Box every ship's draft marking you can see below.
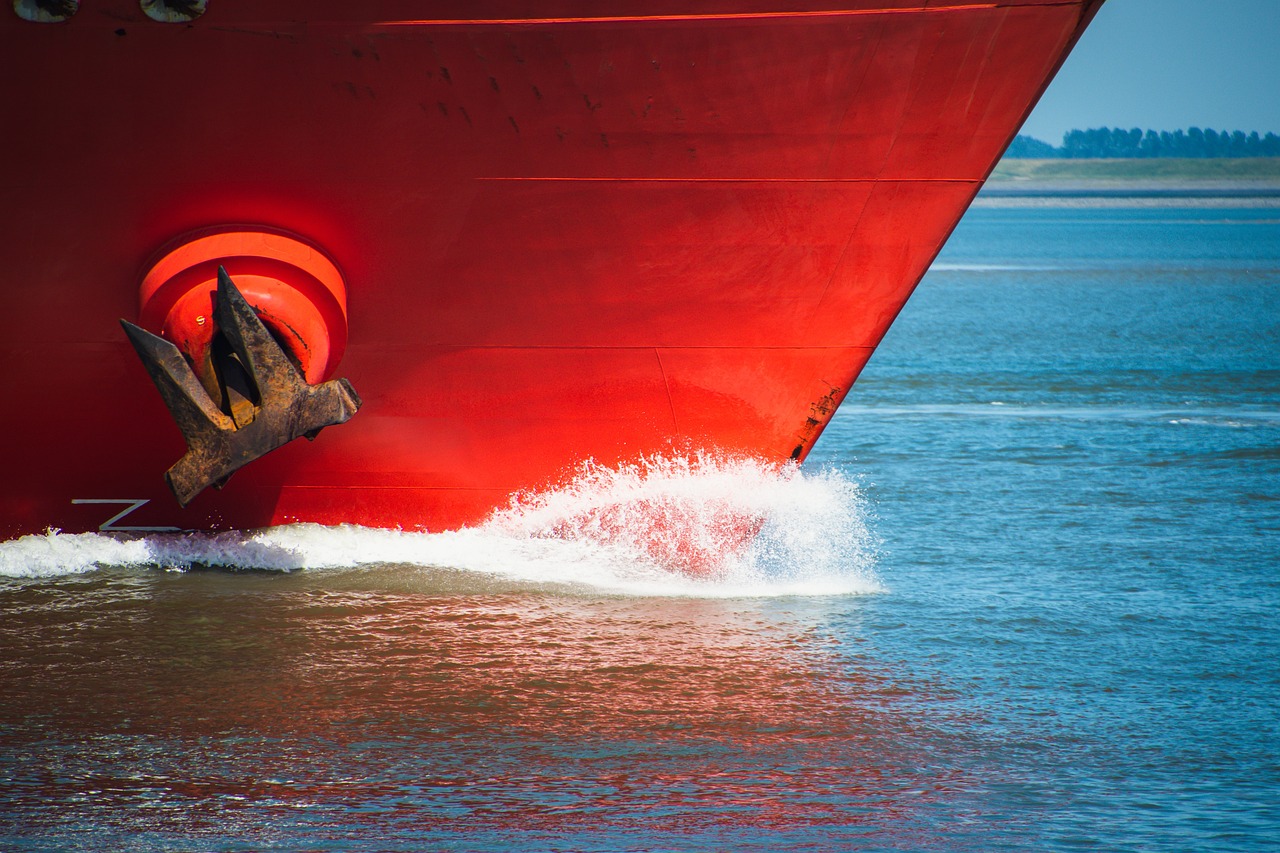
[70,499,183,533]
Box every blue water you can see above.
[2,206,1278,851]
[812,207,1280,850]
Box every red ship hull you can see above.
[1,0,1101,537]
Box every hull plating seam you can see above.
[375,7,1007,27]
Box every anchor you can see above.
[122,266,361,506]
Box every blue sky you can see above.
[1019,0,1280,144]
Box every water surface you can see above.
[2,206,1278,851]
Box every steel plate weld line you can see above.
[395,346,879,351]
[805,183,879,336]
[280,486,504,492]
[824,15,886,171]
[372,5,1008,28]
[474,177,984,183]
[653,349,681,435]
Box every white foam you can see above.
[0,454,882,597]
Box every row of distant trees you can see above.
[1007,127,1280,159]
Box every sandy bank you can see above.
[977,159,1280,207]
[974,184,1280,208]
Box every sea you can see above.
[2,203,1278,852]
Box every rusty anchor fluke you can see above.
[122,267,361,506]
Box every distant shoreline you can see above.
[978,158,1280,207]
[975,185,1280,209]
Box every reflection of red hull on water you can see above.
[0,0,1102,538]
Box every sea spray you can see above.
[490,452,881,592]
[0,454,881,596]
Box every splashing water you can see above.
[491,453,878,587]
[0,455,881,596]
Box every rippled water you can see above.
[2,207,1278,851]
